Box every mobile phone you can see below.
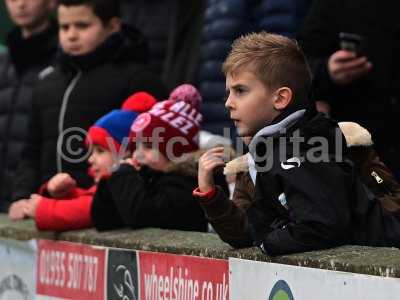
[339,32,364,56]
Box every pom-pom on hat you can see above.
[122,92,158,112]
[130,84,203,160]
[169,83,202,109]
[86,92,157,152]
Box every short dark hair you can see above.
[57,0,121,24]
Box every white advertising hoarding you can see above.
[230,258,400,300]
[0,238,37,300]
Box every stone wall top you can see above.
[1,214,399,278]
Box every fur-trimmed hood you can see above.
[224,154,250,175]
[166,147,236,178]
[338,122,373,147]
[166,130,236,177]
[165,150,206,177]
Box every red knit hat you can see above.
[130,84,202,160]
[86,92,157,152]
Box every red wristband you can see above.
[192,187,216,200]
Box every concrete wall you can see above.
[0,214,400,278]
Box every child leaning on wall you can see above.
[197,121,400,248]
[8,92,157,231]
[90,84,211,232]
[195,31,400,255]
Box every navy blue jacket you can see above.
[197,0,313,136]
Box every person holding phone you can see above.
[329,33,372,86]
[298,0,400,176]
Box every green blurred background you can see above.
[0,1,13,49]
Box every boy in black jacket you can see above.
[196,32,400,255]
[91,84,208,232]
[9,0,167,218]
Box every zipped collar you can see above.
[248,110,306,159]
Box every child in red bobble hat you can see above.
[91,84,209,232]
[9,92,157,231]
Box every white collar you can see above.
[248,110,306,159]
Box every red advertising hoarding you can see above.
[36,240,106,300]
[139,251,229,300]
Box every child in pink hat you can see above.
[9,92,157,231]
[91,84,209,232]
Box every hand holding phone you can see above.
[328,33,372,85]
[339,32,364,56]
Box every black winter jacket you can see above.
[298,0,400,171]
[0,23,58,211]
[247,110,400,255]
[12,26,167,202]
[91,162,208,232]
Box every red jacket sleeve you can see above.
[38,183,90,199]
[35,186,96,231]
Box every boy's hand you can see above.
[8,199,29,221]
[328,50,372,85]
[47,173,76,198]
[119,158,141,171]
[198,147,227,192]
[24,194,42,218]
[130,157,142,171]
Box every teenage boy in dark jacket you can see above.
[9,0,167,212]
[0,0,57,211]
[195,32,400,255]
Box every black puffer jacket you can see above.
[247,110,400,255]
[11,26,167,202]
[0,23,58,211]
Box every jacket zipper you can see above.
[57,71,82,173]
[371,171,393,196]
